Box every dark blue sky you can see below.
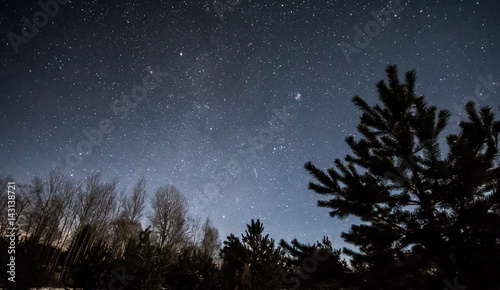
[1,0,499,249]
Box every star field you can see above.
[1,0,499,249]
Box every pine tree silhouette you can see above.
[220,233,247,289]
[71,239,113,289]
[279,236,350,289]
[164,248,221,290]
[220,219,286,289]
[117,226,169,290]
[305,65,500,289]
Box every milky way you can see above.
[1,0,499,249]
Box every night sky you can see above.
[1,0,499,250]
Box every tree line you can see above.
[1,65,499,289]
[0,173,223,289]
[0,170,349,289]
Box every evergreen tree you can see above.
[241,219,286,289]
[116,226,169,290]
[164,248,221,290]
[280,237,350,289]
[64,224,96,284]
[220,233,248,290]
[305,65,500,289]
[71,239,113,289]
[220,219,286,290]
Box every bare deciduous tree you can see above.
[183,215,202,251]
[148,185,188,253]
[111,177,147,257]
[201,217,221,259]
[62,172,118,282]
